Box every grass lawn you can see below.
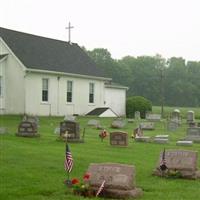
[1,115,200,200]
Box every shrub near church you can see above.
[126,96,152,118]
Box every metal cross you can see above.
[65,22,74,43]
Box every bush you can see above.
[126,96,152,118]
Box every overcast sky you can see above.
[1,0,200,61]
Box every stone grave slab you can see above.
[153,149,200,179]
[87,163,143,199]
[135,136,151,142]
[60,120,83,142]
[140,122,155,130]
[110,132,128,146]
[176,141,193,146]
[111,119,126,129]
[185,127,200,143]
[16,121,39,137]
[154,138,169,144]
[155,135,169,139]
[146,113,161,121]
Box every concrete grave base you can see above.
[16,132,40,137]
[176,141,193,146]
[92,186,143,199]
[154,138,169,144]
[153,168,200,180]
[135,136,151,142]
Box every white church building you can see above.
[0,27,127,117]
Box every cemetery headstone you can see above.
[154,138,169,144]
[64,115,76,122]
[60,120,83,142]
[134,111,141,120]
[170,109,181,124]
[167,120,179,131]
[153,149,200,179]
[185,127,200,143]
[16,121,39,137]
[146,113,161,121]
[23,115,39,128]
[87,119,100,127]
[140,122,155,130]
[187,111,195,123]
[111,118,126,129]
[86,163,143,199]
[110,131,128,146]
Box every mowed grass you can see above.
[152,106,200,119]
[1,115,200,200]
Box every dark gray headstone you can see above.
[60,120,83,142]
[16,121,39,137]
[110,131,128,146]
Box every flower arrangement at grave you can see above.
[67,173,95,197]
[99,129,108,141]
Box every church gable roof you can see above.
[0,27,107,78]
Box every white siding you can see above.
[0,39,25,114]
[105,87,126,116]
[25,72,105,116]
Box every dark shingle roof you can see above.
[0,27,108,78]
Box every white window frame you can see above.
[42,78,49,102]
[66,80,73,103]
[89,82,95,103]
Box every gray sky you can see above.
[1,0,200,61]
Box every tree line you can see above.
[85,48,200,107]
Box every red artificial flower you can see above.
[83,173,90,180]
[71,178,79,185]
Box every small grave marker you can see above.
[110,131,128,146]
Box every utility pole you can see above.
[160,68,164,118]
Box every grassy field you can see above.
[1,115,200,200]
[153,106,200,119]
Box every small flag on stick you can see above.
[64,144,73,173]
[96,180,105,197]
[160,148,167,171]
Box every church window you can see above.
[42,78,48,102]
[67,80,73,103]
[89,83,94,103]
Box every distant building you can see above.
[0,27,128,116]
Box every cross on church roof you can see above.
[65,22,74,43]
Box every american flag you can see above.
[96,180,105,197]
[64,144,73,173]
[160,148,167,171]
